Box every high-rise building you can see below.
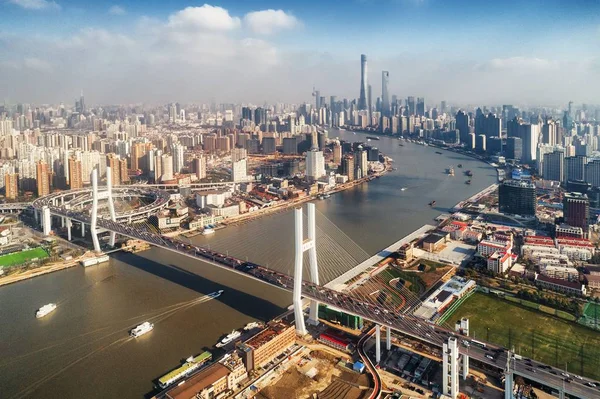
[193,156,206,180]
[563,192,589,236]
[407,96,415,116]
[333,141,342,165]
[262,137,276,154]
[506,137,523,161]
[542,150,564,182]
[171,143,185,173]
[455,110,470,143]
[68,157,83,189]
[282,137,297,155]
[232,159,247,182]
[131,142,147,172]
[106,154,121,185]
[342,155,355,181]
[521,122,540,163]
[381,71,390,117]
[585,159,600,188]
[476,134,486,153]
[416,97,425,117]
[5,173,18,200]
[36,160,50,197]
[160,154,173,181]
[354,147,368,179]
[358,54,368,110]
[498,180,536,217]
[565,156,587,183]
[542,120,558,146]
[305,149,325,182]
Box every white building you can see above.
[306,149,325,182]
[232,159,248,182]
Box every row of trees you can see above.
[516,289,580,317]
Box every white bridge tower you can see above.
[89,167,118,253]
[293,203,320,336]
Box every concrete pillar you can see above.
[293,207,307,336]
[81,222,85,237]
[443,337,460,399]
[375,325,381,364]
[456,318,470,379]
[42,206,51,236]
[61,217,65,228]
[67,219,72,241]
[386,327,392,351]
[90,169,101,253]
[307,203,320,325]
[504,372,513,399]
[34,209,39,224]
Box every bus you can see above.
[471,339,487,348]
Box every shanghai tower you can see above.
[358,54,368,110]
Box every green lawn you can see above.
[447,292,600,380]
[382,267,426,296]
[0,247,48,268]
[583,302,600,319]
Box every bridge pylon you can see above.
[293,203,320,336]
[90,169,101,253]
[106,166,117,247]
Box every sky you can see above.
[1,0,599,107]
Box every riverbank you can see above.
[0,257,81,287]
[221,163,391,228]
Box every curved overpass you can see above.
[32,186,171,222]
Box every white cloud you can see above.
[479,56,559,71]
[167,4,241,32]
[7,0,60,10]
[108,5,126,15]
[23,57,52,71]
[244,9,299,35]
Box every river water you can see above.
[0,131,496,398]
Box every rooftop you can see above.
[536,274,582,290]
[161,363,229,399]
[244,320,290,349]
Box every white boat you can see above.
[202,228,215,236]
[80,254,109,267]
[215,330,242,348]
[208,290,223,299]
[36,303,57,318]
[243,321,262,331]
[130,321,154,338]
[401,187,407,191]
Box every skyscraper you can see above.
[306,149,325,182]
[506,137,523,161]
[416,97,425,117]
[565,156,587,183]
[5,173,18,200]
[407,97,416,116]
[498,180,536,217]
[68,157,83,189]
[358,54,368,110]
[381,71,390,117]
[455,110,470,143]
[542,150,564,182]
[36,160,50,197]
[563,192,589,236]
[585,159,600,188]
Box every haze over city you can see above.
[2,0,600,105]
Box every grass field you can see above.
[446,292,600,380]
[0,247,48,268]
[583,302,600,319]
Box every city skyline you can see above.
[1,0,600,105]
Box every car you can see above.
[485,355,494,360]
[565,378,572,383]
[561,372,570,378]
[587,382,597,388]
[574,375,583,380]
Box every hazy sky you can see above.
[1,0,599,107]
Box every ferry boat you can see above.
[466,180,472,185]
[465,170,473,177]
[429,200,436,206]
[36,303,57,318]
[366,136,380,141]
[208,290,224,299]
[80,254,109,267]
[457,164,463,168]
[400,187,407,191]
[446,167,455,176]
[435,151,443,155]
[398,143,404,147]
[157,352,212,389]
[216,330,241,348]
[243,321,262,331]
[130,321,154,338]
[202,228,215,236]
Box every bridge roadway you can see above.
[37,205,600,398]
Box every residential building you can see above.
[563,192,589,236]
[535,274,586,296]
[498,179,536,217]
[237,320,295,372]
